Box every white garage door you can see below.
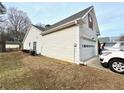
[80,37,96,61]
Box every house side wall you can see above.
[79,9,99,62]
[41,25,78,63]
[79,9,97,40]
[23,26,42,54]
[6,44,19,49]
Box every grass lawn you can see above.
[0,51,124,89]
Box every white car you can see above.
[103,41,124,51]
[100,41,124,74]
[100,51,124,74]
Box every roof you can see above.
[99,36,120,43]
[46,6,93,31]
[41,6,99,35]
[0,2,6,14]
[6,41,20,44]
[33,25,45,31]
[99,37,110,43]
[22,24,45,43]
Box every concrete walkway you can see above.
[86,57,110,72]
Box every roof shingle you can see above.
[46,6,93,31]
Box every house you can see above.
[23,6,100,64]
[23,25,45,54]
[5,41,20,51]
[99,36,120,44]
[99,36,120,48]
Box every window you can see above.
[88,13,93,30]
[33,42,36,51]
[29,42,30,47]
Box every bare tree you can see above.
[0,16,8,52]
[0,16,6,23]
[36,22,45,28]
[7,7,31,48]
[0,25,6,52]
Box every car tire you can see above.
[109,59,124,74]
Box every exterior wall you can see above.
[23,26,42,54]
[6,44,19,49]
[79,9,98,63]
[41,25,79,63]
[79,10,97,40]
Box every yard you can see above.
[0,51,124,89]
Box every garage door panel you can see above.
[80,38,96,61]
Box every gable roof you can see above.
[22,24,44,43]
[23,5,100,42]
[6,41,20,44]
[42,6,100,35]
[46,6,93,31]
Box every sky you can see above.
[2,2,124,37]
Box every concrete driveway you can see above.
[86,57,111,72]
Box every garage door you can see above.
[80,37,96,61]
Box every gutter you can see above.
[41,19,80,36]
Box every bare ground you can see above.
[0,51,124,90]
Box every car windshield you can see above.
[112,42,120,48]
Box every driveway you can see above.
[86,57,111,72]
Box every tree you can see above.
[0,26,6,52]
[45,24,51,28]
[35,22,45,28]
[7,7,31,48]
[0,16,6,23]
[0,16,7,52]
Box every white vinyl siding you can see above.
[6,44,19,49]
[79,9,98,63]
[41,25,78,63]
[23,26,42,54]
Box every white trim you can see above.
[42,21,76,35]
[81,6,93,20]
[76,25,81,64]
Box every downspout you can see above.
[74,20,80,64]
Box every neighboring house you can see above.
[98,37,110,44]
[23,6,100,64]
[99,36,120,44]
[99,36,120,48]
[5,41,20,51]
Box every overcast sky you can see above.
[3,2,124,37]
